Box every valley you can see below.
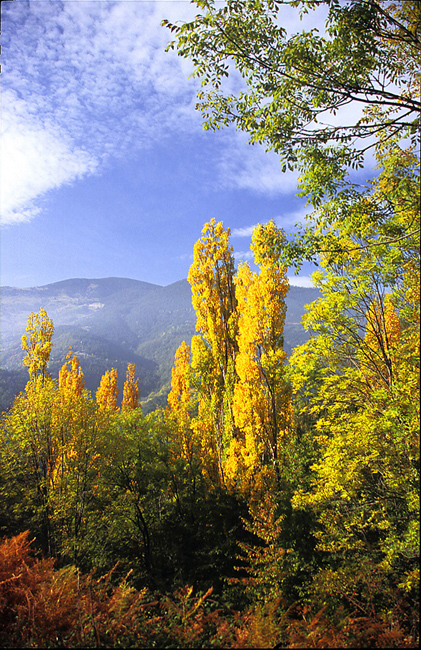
[0,276,318,412]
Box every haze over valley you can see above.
[0,276,318,412]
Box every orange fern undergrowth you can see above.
[0,532,417,648]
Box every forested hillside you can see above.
[0,1,419,648]
[0,278,317,412]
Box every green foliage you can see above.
[0,5,419,643]
[163,0,420,270]
[164,0,420,195]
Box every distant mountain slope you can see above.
[1,277,319,412]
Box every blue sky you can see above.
[1,0,326,288]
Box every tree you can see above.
[164,0,420,265]
[21,307,54,383]
[0,374,59,555]
[165,0,420,181]
[188,218,239,486]
[166,341,196,463]
[1,323,117,564]
[96,368,120,411]
[289,140,420,612]
[59,347,85,399]
[167,342,192,415]
[53,348,115,565]
[227,221,292,500]
[122,362,140,411]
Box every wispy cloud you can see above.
[175,253,194,262]
[1,1,198,225]
[275,206,312,230]
[231,206,311,240]
[1,90,98,224]
[217,132,299,195]
[234,250,254,261]
[0,1,317,227]
[231,224,258,238]
[288,275,315,288]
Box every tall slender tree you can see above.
[122,362,140,411]
[228,221,291,499]
[96,368,119,412]
[21,307,54,383]
[188,219,239,485]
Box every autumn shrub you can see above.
[0,532,259,648]
[284,605,418,648]
[142,584,252,648]
[0,531,150,648]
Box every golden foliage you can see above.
[166,342,195,462]
[228,221,291,499]
[122,362,140,411]
[362,295,402,388]
[96,367,119,411]
[167,341,191,413]
[188,218,238,359]
[188,219,239,486]
[185,219,292,494]
[21,307,54,382]
[59,347,85,399]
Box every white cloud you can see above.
[0,0,332,227]
[1,0,199,225]
[1,91,98,225]
[175,253,194,262]
[231,224,258,238]
[288,276,315,288]
[217,132,299,195]
[275,206,312,230]
[234,250,254,261]
[231,206,312,240]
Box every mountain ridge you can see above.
[1,276,319,413]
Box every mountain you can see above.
[0,277,319,413]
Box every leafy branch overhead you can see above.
[163,0,420,267]
[164,0,420,171]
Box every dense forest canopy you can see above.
[0,1,419,647]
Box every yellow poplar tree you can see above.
[188,219,239,485]
[59,347,85,399]
[122,362,140,411]
[96,368,119,411]
[228,221,292,499]
[4,314,104,560]
[21,307,54,383]
[166,341,195,462]
[54,347,104,561]
[167,342,191,414]
[54,347,86,494]
[4,373,59,556]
